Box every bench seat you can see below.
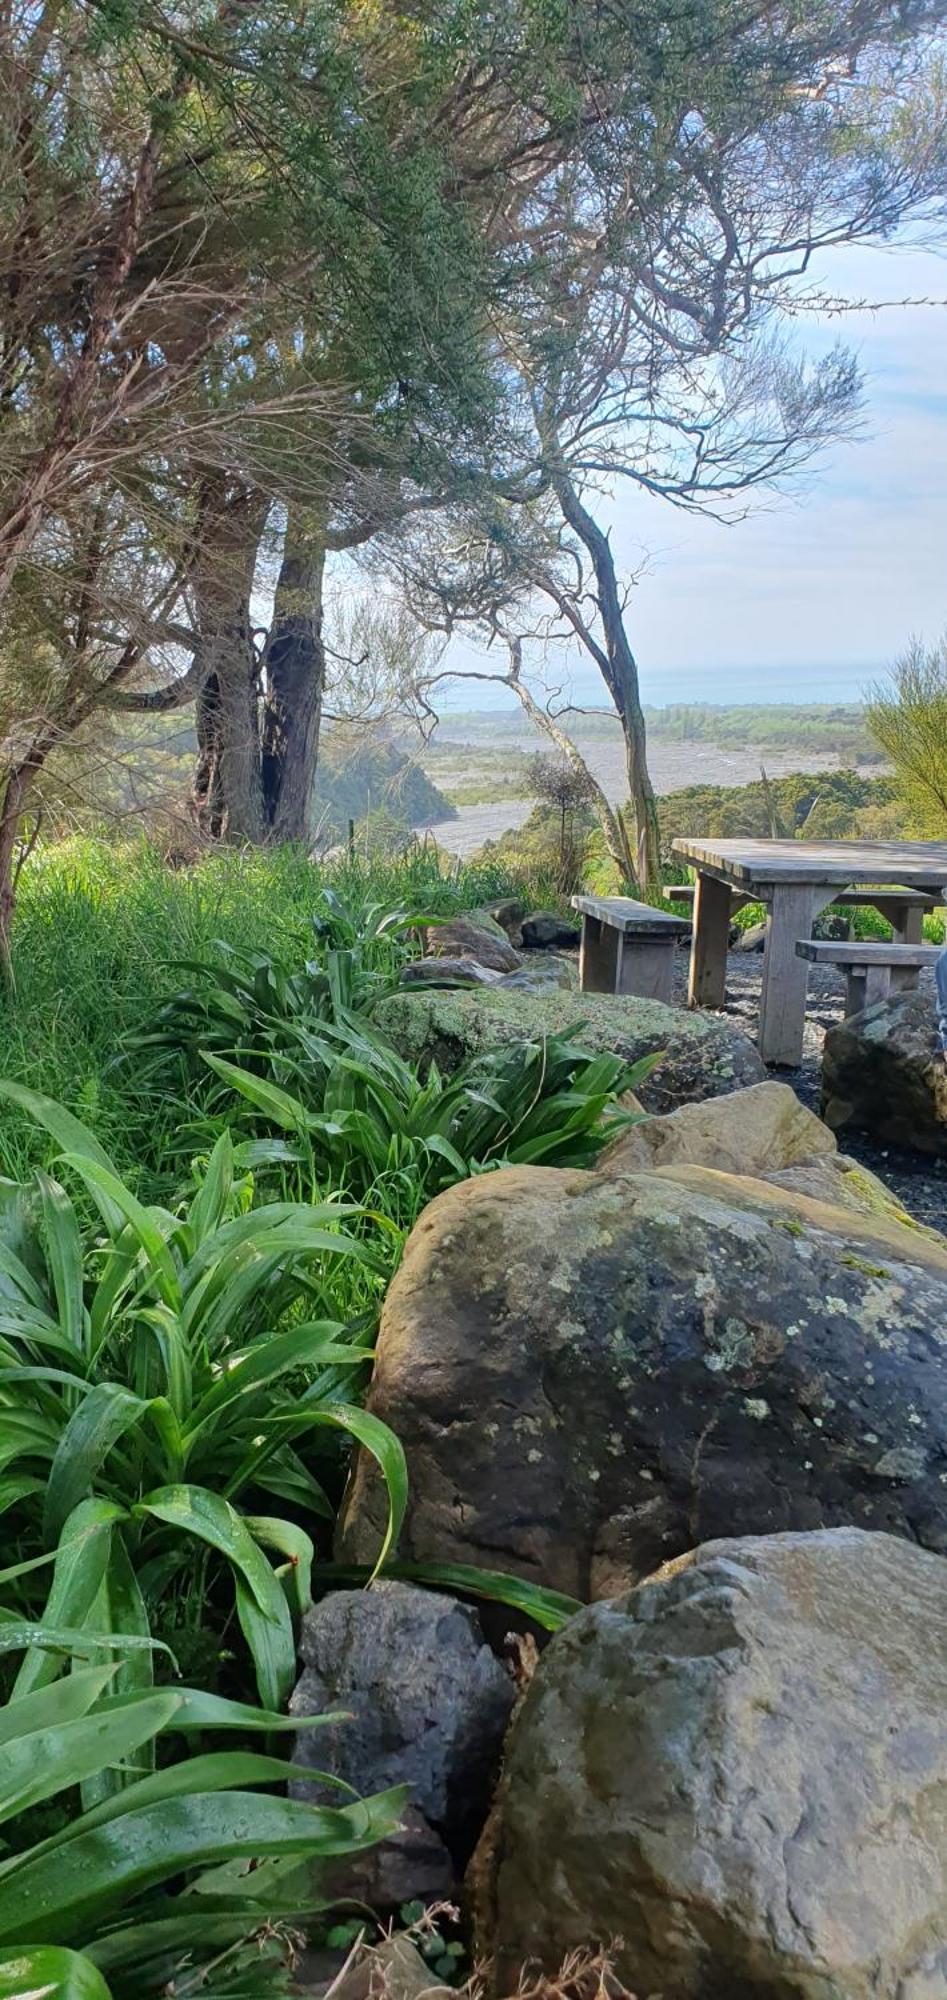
[571,895,688,1003]
[795,937,941,1015]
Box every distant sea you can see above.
[435,662,880,712]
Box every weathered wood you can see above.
[795,941,942,968]
[688,872,732,1010]
[758,885,831,1066]
[672,837,947,891]
[795,937,941,1019]
[573,896,686,1001]
[572,894,689,936]
[578,911,622,993]
[664,882,756,916]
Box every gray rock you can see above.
[489,899,526,933]
[423,916,520,974]
[501,953,576,992]
[822,986,947,1157]
[483,1528,947,2000]
[290,1583,514,1907]
[733,919,767,952]
[519,911,581,950]
[372,986,765,1115]
[339,1163,947,1599]
[400,956,503,989]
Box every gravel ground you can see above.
[668,948,947,1233]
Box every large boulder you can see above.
[424,915,521,975]
[290,1583,514,1908]
[371,986,765,1115]
[482,1527,947,1999]
[339,1163,947,1599]
[822,986,947,1157]
[600,1079,941,1241]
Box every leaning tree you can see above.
[375,0,947,882]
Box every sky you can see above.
[433,241,947,713]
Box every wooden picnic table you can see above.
[671,837,947,1067]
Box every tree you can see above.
[525,751,597,895]
[376,0,947,882]
[867,636,947,834]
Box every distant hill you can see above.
[313,727,455,836]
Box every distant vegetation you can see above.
[313,729,454,843]
[658,769,902,849]
[643,703,882,762]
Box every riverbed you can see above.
[419,741,856,857]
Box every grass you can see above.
[0,837,517,1195]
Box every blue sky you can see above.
[436,242,947,712]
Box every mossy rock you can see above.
[372,985,765,1114]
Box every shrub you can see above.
[0,1085,405,1709]
[0,1646,403,1998]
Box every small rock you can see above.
[489,899,526,933]
[519,911,581,950]
[424,917,520,974]
[733,919,767,952]
[401,956,504,989]
[483,1528,947,1999]
[822,986,947,1156]
[298,1935,451,2000]
[502,953,576,992]
[290,1584,514,1909]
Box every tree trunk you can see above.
[503,640,637,884]
[191,481,267,843]
[545,450,662,886]
[260,516,326,844]
[0,761,37,992]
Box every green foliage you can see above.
[0,841,522,1197]
[866,636,947,836]
[0,1658,404,1999]
[656,768,902,852]
[313,730,455,842]
[0,1088,405,1708]
[177,1011,654,1232]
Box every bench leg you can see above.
[579,914,621,994]
[616,938,676,1004]
[889,965,921,996]
[863,964,893,1009]
[758,886,828,1066]
[688,872,731,1009]
[844,970,867,1017]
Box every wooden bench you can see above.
[794,938,942,1016]
[666,881,938,943]
[572,895,690,1003]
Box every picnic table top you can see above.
[672,837,947,892]
[571,893,689,935]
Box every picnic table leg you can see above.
[870,895,925,945]
[688,872,731,1009]
[758,885,828,1066]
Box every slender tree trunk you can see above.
[504,640,638,884]
[0,760,37,991]
[545,449,662,886]
[260,514,326,844]
[191,481,267,842]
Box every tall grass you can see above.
[0,837,517,1194]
